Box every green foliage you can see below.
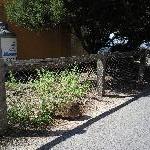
[33,68,91,105]
[4,0,150,52]
[64,0,150,53]
[5,0,66,30]
[49,0,66,24]
[6,68,91,128]
[6,71,19,89]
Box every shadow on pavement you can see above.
[37,88,150,150]
[0,115,91,139]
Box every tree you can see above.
[64,0,150,53]
[5,0,150,53]
[5,0,66,30]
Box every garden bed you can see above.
[6,68,93,129]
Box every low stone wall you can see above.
[6,54,99,71]
[0,59,7,136]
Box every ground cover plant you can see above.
[6,68,91,128]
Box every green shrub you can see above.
[5,0,66,30]
[33,68,91,105]
[6,68,91,128]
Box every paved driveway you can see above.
[38,91,150,150]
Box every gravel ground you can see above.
[1,89,150,150]
[0,90,133,150]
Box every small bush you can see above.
[6,68,91,128]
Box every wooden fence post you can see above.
[138,49,147,83]
[97,52,106,97]
[0,59,7,136]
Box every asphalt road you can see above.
[38,92,150,150]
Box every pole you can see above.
[97,52,106,97]
[0,58,7,136]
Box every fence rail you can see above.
[6,54,99,71]
[5,51,137,71]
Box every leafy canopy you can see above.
[5,0,66,30]
[5,0,150,53]
[64,0,150,53]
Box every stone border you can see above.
[6,54,99,71]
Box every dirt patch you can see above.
[51,90,132,131]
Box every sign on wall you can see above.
[1,37,17,61]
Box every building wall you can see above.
[8,24,71,59]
